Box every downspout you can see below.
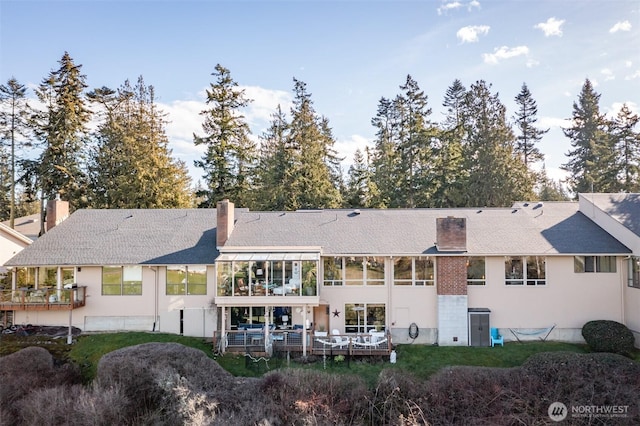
[150,267,158,331]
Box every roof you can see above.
[584,193,640,238]
[0,222,33,246]
[2,213,42,241]
[5,201,631,268]
[5,209,219,266]
[224,202,630,256]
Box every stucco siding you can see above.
[624,286,640,346]
[468,256,623,333]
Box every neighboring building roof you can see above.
[2,213,42,241]
[583,193,640,238]
[0,222,33,246]
[225,201,630,256]
[5,209,219,267]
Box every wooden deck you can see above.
[214,329,392,357]
[0,287,87,311]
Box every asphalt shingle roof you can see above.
[4,201,631,268]
[586,193,640,238]
[225,202,630,255]
[5,209,219,266]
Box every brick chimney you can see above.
[436,217,466,252]
[46,198,69,231]
[216,199,235,248]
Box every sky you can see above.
[1,0,639,186]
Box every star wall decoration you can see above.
[333,309,340,317]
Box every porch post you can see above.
[302,305,308,356]
[220,306,227,354]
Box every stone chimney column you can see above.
[46,197,70,231]
[216,199,235,248]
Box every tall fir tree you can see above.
[461,80,534,207]
[562,79,615,194]
[194,64,256,207]
[252,105,294,210]
[345,148,379,208]
[87,77,193,208]
[285,78,342,209]
[0,78,34,226]
[34,52,91,216]
[369,97,400,207]
[513,83,547,167]
[611,103,640,192]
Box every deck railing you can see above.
[214,329,392,356]
[0,286,87,311]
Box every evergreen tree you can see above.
[286,78,342,209]
[345,148,379,208]
[194,64,256,207]
[537,165,570,201]
[442,79,467,131]
[611,103,640,192]
[87,77,193,208]
[0,78,34,226]
[34,52,91,213]
[461,80,534,207]
[369,97,400,207]
[513,83,547,167]
[562,79,614,194]
[252,105,293,210]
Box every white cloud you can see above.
[526,58,540,68]
[534,17,565,37]
[608,101,639,117]
[601,68,615,81]
[625,70,640,80]
[482,45,529,64]
[540,116,572,130]
[625,60,633,68]
[335,134,374,172]
[437,0,479,15]
[437,1,462,15]
[456,25,490,43]
[240,85,292,127]
[609,20,632,33]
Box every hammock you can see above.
[509,324,556,342]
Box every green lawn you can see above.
[68,332,605,386]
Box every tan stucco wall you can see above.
[624,286,640,346]
[468,256,624,331]
[0,232,30,273]
[14,265,217,337]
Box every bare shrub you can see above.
[370,369,429,425]
[0,346,82,423]
[96,342,243,423]
[256,369,370,425]
[15,383,128,426]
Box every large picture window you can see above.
[574,256,616,273]
[323,256,387,286]
[345,303,386,333]
[167,265,207,295]
[467,257,486,285]
[393,257,434,286]
[505,256,546,285]
[102,266,142,295]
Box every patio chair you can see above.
[331,329,350,348]
[490,328,504,347]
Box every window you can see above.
[574,256,617,273]
[505,256,546,285]
[102,266,142,295]
[38,267,57,287]
[345,303,386,333]
[393,257,434,286]
[324,256,387,286]
[345,257,364,286]
[467,257,486,285]
[15,267,36,287]
[167,265,207,295]
[628,257,640,289]
[323,257,343,286]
